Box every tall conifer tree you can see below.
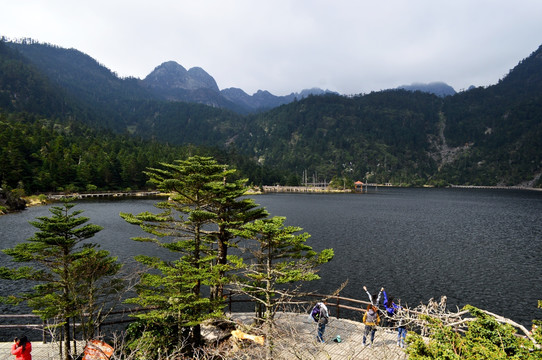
[0,199,120,360]
[233,216,334,320]
[120,156,266,353]
[232,216,334,357]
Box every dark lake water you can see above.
[1,188,541,329]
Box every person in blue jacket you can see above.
[383,288,407,348]
[382,288,399,325]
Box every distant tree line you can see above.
[0,112,296,197]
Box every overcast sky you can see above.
[2,0,542,96]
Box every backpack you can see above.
[364,307,379,326]
[310,303,321,322]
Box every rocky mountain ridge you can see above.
[141,60,459,111]
[4,39,456,114]
[141,60,338,113]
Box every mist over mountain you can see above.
[398,82,457,97]
[1,38,541,190]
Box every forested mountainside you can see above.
[0,40,283,194]
[7,40,335,114]
[0,41,72,119]
[241,91,444,186]
[438,46,542,186]
[2,40,247,145]
[244,41,542,186]
[1,38,541,192]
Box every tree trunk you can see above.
[64,317,72,360]
[215,227,228,299]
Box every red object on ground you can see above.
[82,340,114,360]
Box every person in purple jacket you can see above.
[382,288,399,324]
[383,288,407,348]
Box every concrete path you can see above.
[0,313,410,359]
[0,341,85,360]
[231,312,409,360]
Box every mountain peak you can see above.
[158,61,187,72]
[186,67,219,92]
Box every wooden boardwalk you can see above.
[47,191,160,200]
[262,185,351,193]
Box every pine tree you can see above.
[120,156,266,353]
[232,216,334,357]
[206,168,268,300]
[0,199,120,360]
[70,245,123,339]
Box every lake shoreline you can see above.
[2,184,541,217]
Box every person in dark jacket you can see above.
[316,302,329,343]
